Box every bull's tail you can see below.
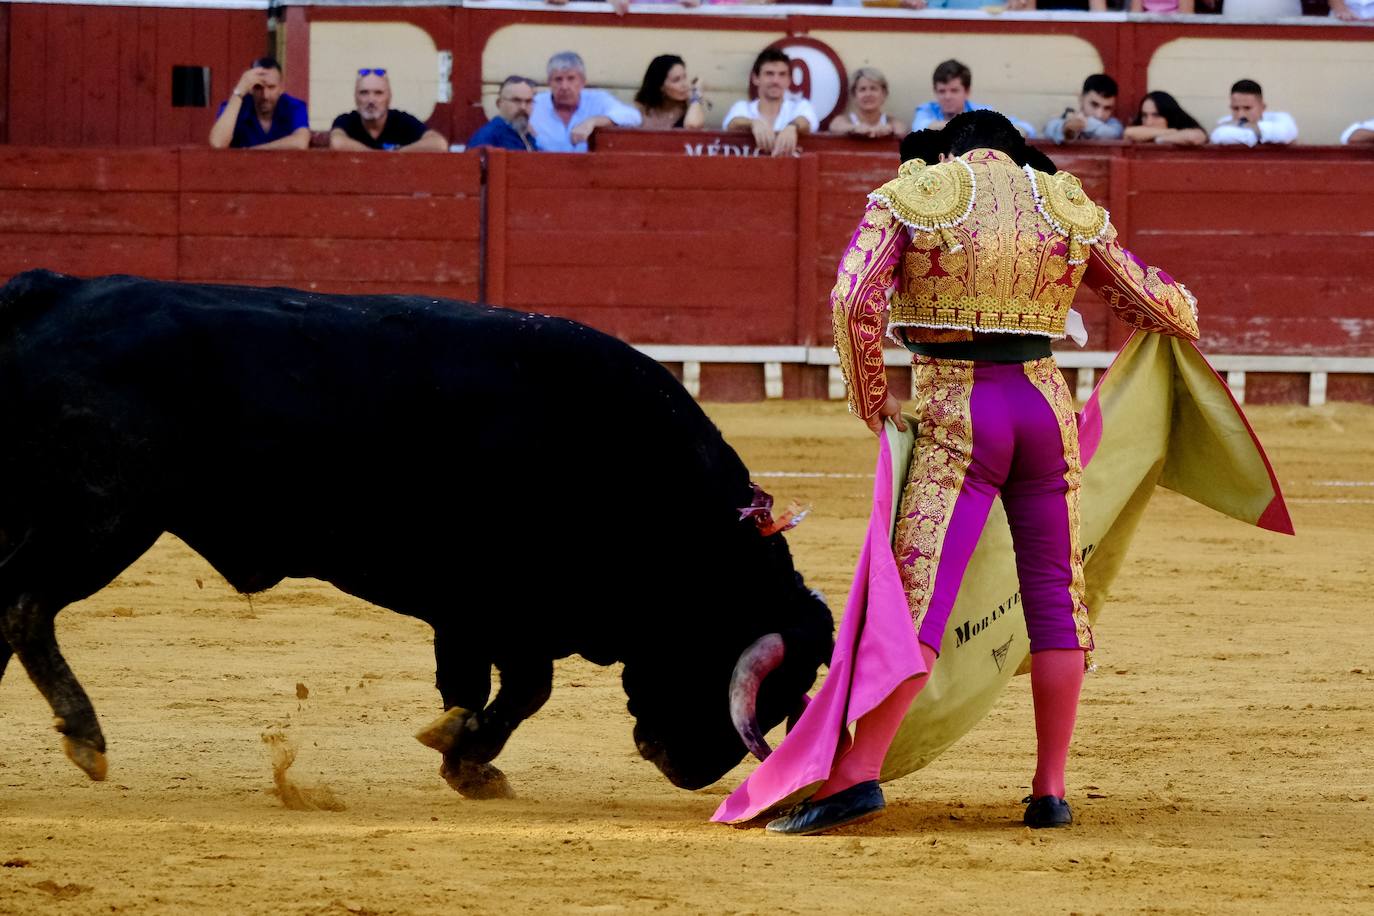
[0,269,80,330]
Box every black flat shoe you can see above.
[1023,794,1073,828]
[765,780,886,836]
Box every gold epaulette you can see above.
[868,157,976,252]
[1024,167,1110,265]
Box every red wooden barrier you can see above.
[2,143,1372,403]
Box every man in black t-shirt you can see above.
[329,69,448,152]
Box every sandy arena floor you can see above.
[0,400,1370,915]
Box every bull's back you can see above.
[0,272,752,627]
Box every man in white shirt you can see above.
[1340,118,1374,144]
[529,51,642,153]
[1209,79,1298,147]
[723,49,818,158]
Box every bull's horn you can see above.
[728,633,786,762]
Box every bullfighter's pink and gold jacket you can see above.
[831,148,1200,419]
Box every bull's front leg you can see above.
[416,652,552,800]
[0,595,107,780]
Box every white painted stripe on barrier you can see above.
[681,361,701,398]
[1309,371,1328,407]
[754,471,874,479]
[764,362,784,399]
[630,344,1374,406]
[1288,498,1374,505]
[1075,367,1095,402]
[827,366,846,401]
[1227,370,1247,404]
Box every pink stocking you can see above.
[1030,648,1085,799]
[813,643,939,800]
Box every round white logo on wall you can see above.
[765,37,847,127]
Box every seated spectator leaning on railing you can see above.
[1131,0,1194,12]
[724,49,818,158]
[911,59,1037,138]
[1219,0,1300,17]
[208,57,309,150]
[530,51,642,153]
[330,69,448,152]
[1124,91,1207,146]
[634,55,707,130]
[1209,79,1298,147]
[1045,74,1123,144]
[468,76,539,151]
[1341,118,1374,144]
[1329,0,1374,19]
[828,68,907,139]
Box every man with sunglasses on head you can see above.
[468,76,539,152]
[330,68,448,152]
[209,57,310,150]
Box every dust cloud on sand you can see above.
[261,731,345,812]
[0,401,1370,914]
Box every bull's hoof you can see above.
[62,736,108,782]
[440,759,514,800]
[415,707,473,755]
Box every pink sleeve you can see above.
[1084,228,1200,340]
[830,203,907,419]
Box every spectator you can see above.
[724,49,818,158]
[1209,79,1298,147]
[1329,0,1374,18]
[829,68,908,139]
[910,60,1037,138]
[1130,0,1193,11]
[1341,119,1374,144]
[1219,0,1301,16]
[208,57,309,150]
[468,76,539,151]
[330,69,448,152]
[1045,74,1124,144]
[1124,91,1207,146]
[529,52,642,153]
[634,55,707,130]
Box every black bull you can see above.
[0,270,833,798]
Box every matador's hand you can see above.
[865,394,908,437]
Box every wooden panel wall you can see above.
[486,149,803,345]
[1128,150,1374,358]
[0,147,482,300]
[5,4,265,147]
[1,144,1371,378]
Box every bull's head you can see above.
[623,563,833,791]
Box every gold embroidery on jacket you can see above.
[895,358,975,633]
[830,206,906,417]
[884,148,1199,342]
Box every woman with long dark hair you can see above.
[634,55,706,130]
[1124,91,1207,146]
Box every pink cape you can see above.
[711,432,927,823]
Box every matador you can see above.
[765,111,1200,834]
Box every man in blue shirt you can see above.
[528,51,641,153]
[208,58,310,150]
[467,76,539,152]
[910,59,1037,139]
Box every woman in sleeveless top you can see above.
[634,55,706,131]
[829,68,907,139]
